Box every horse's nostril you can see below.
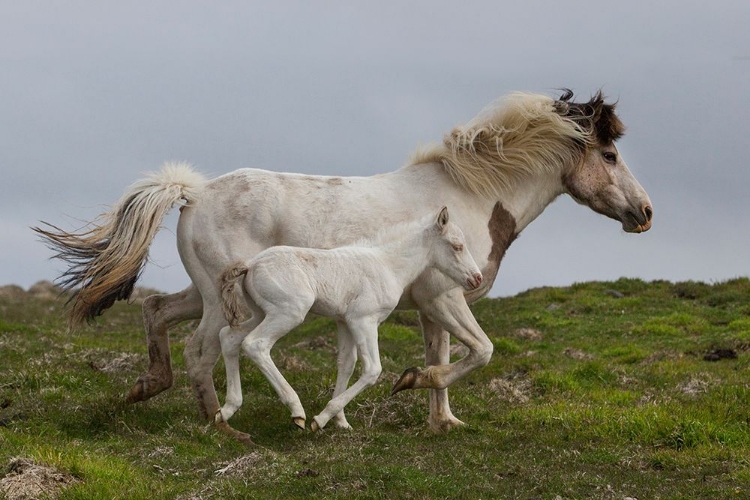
[644,205,653,221]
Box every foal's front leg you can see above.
[330,320,357,430]
[312,317,382,432]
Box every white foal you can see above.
[216,207,482,433]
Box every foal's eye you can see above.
[602,151,617,164]
[452,244,464,252]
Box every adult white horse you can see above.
[35,89,653,435]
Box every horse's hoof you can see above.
[125,379,146,403]
[215,421,254,446]
[292,416,306,430]
[428,416,466,434]
[391,367,421,395]
[214,410,225,424]
[310,419,322,433]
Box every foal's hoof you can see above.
[214,410,225,424]
[215,421,254,447]
[292,416,306,430]
[391,367,422,395]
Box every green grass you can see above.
[1,277,749,499]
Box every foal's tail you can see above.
[33,162,206,328]
[219,264,250,327]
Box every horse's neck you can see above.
[499,169,566,232]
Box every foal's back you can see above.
[247,245,401,320]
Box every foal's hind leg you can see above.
[217,308,264,424]
[330,320,357,430]
[127,286,203,404]
[242,307,309,428]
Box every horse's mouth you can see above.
[623,216,652,234]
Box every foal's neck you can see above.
[376,230,433,289]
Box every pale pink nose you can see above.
[469,272,483,289]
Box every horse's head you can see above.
[430,207,483,290]
[556,90,653,233]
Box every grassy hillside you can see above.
[1,278,748,499]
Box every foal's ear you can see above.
[436,206,450,230]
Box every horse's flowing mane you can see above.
[408,90,624,199]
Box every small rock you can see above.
[296,468,319,478]
[605,289,624,298]
[703,349,737,362]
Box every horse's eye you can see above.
[602,151,617,164]
[452,244,464,252]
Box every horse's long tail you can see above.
[33,161,206,328]
[219,264,250,327]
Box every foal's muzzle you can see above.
[467,272,483,290]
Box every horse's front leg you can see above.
[419,312,465,433]
[127,285,203,404]
[393,290,492,405]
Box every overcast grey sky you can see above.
[2,1,749,297]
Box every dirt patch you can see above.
[291,336,334,352]
[84,351,144,373]
[640,350,683,365]
[214,452,263,477]
[513,328,543,341]
[488,377,531,404]
[277,354,310,372]
[563,347,594,361]
[0,457,80,500]
[677,373,716,397]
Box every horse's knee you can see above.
[472,339,493,367]
[142,293,164,318]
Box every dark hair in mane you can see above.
[553,89,625,144]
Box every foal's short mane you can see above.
[408,90,625,199]
[348,213,433,249]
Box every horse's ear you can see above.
[436,206,449,230]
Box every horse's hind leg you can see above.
[183,307,226,421]
[330,321,356,430]
[127,285,203,404]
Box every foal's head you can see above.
[428,207,483,290]
[555,90,653,233]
